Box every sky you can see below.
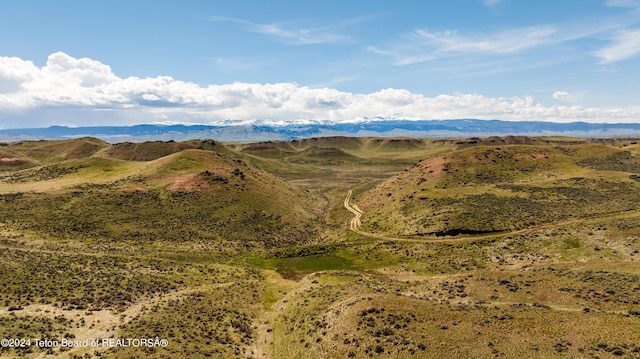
[0,0,639,129]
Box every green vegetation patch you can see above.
[258,253,360,280]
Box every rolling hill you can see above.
[0,137,109,171]
[97,139,232,161]
[356,140,640,237]
[0,141,325,251]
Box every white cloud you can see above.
[1,52,640,127]
[44,51,118,86]
[0,56,39,93]
[381,25,566,67]
[553,91,585,103]
[252,23,349,45]
[371,10,637,70]
[410,26,557,55]
[553,91,572,100]
[595,29,640,63]
[141,93,161,101]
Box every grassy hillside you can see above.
[19,137,109,162]
[357,142,640,237]
[98,139,232,161]
[0,137,109,171]
[0,147,37,171]
[0,149,324,252]
[236,141,298,158]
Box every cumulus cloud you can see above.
[553,91,588,105]
[1,52,640,128]
[553,91,571,100]
[0,56,39,93]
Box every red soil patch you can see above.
[164,175,210,191]
[418,156,446,178]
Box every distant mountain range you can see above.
[2,119,640,143]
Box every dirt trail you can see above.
[250,271,307,359]
[343,190,363,232]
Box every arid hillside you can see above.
[357,142,640,237]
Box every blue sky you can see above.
[0,0,639,128]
